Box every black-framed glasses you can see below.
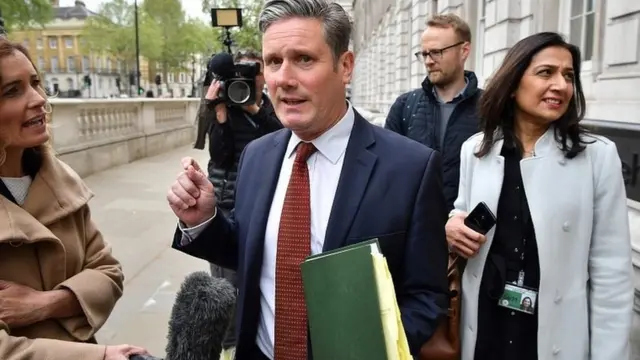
[414,41,465,62]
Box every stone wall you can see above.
[49,98,200,177]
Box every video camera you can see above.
[203,52,259,106]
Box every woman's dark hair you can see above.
[234,49,262,63]
[475,32,590,159]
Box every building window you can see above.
[38,57,45,72]
[49,37,58,49]
[476,0,488,84]
[569,0,595,61]
[82,56,90,72]
[64,37,74,49]
[51,57,59,73]
[95,58,102,71]
[179,73,186,83]
[51,78,59,95]
[67,56,76,72]
[36,38,43,49]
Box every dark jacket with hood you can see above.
[385,71,482,211]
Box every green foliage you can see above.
[82,0,219,79]
[81,0,161,70]
[141,0,186,77]
[201,0,264,53]
[1,0,54,31]
[179,18,221,69]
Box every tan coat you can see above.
[0,150,124,360]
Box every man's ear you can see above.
[461,41,471,62]
[340,50,355,85]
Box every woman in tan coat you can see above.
[0,39,148,359]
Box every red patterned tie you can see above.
[274,141,317,360]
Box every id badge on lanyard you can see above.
[497,237,538,315]
[498,281,538,315]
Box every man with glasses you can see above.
[385,13,481,212]
[193,49,282,358]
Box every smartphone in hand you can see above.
[464,201,497,235]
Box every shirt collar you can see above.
[433,77,469,104]
[286,101,355,164]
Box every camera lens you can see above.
[227,80,251,104]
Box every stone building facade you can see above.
[350,0,640,124]
[349,0,640,349]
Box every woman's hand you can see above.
[104,344,149,360]
[206,81,227,124]
[446,212,487,258]
[0,280,51,327]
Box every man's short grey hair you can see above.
[259,0,352,61]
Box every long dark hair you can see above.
[475,32,589,159]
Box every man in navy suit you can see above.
[166,0,449,359]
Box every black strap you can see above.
[0,179,18,205]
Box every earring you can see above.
[43,101,52,114]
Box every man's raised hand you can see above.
[167,157,216,227]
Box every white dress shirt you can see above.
[180,103,355,359]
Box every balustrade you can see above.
[48,98,200,177]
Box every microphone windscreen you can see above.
[209,52,235,79]
[165,271,237,360]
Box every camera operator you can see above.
[193,50,282,356]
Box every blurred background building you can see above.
[350,0,639,124]
[9,1,125,97]
[8,0,207,98]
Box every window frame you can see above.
[569,0,596,67]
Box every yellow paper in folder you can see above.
[371,253,412,360]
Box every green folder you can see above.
[301,239,388,360]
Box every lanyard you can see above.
[516,183,533,287]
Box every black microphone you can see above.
[202,52,236,110]
[209,52,235,80]
[129,271,237,360]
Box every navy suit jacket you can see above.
[172,111,449,358]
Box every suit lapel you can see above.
[245,130,290,264]
[323,114,377,251]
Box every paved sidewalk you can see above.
[89,146,211,356]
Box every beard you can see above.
[428,70,452,86]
